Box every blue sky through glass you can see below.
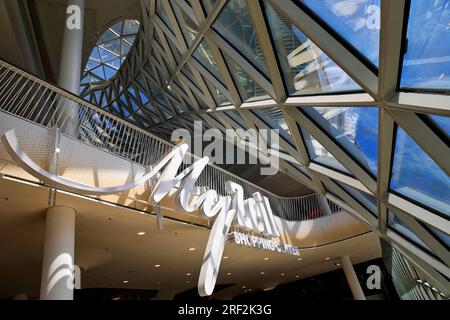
[299,0,380,67]
[401,0,450,90]
[391,126,450,216]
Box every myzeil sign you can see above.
[2,129,299,297]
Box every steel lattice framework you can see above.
[80,0,450,296]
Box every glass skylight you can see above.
[400,0,450,90]
[302,107,379,176]
[390,126,450,216]
[81,19,140,89]
[298,0,380,67]
[264,1,361,96]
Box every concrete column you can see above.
[319,195,332,216]
[56,0,85,135]
[58,0,84,94]
[40,206,76,300]
[340,256,366,300]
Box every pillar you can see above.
[56,0,85,135]
[40,206,76,300]
[340,255,366,300]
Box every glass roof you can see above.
[298,0,380,67]
[81,19,140,89]
[400,0,450,90]
[391,126,449,217]
[78,0,450,267]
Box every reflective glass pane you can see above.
[429,115,450,137]
[224,54,269,102]
[203,0,218,15]
[302,107,378,175]
[252,107,293,145]
[213,0,268,75]
[301,128,350,174]
[193,40,224,83]
[205,80,231,107]
[388,212,430,252]
[391,126,450,216]
[264,1,361,96]
[299,0,380,66]
[172,3,199,47]
[336,181,377,216]
[400,0,450,90]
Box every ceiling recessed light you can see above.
[280,273,285,276]
[242,286,246,289]
[296,275,300,278]
[122,280,129,284]
[248,289,252,292]
[226,272,231,276]
[260,272,265,275]
[186,281,190,284]
[297,258,302,261]
[186,273,191,276]
[154,264,161,268]
[189,248,196,251]
[325,257,331,261]
[137,232,146,236]
[264,258,269,261]
[223,256,228,259]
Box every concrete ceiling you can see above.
[0,176,381,300]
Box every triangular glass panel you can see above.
[429,115,450,138]
[121,39,132,56]
[156,0,172,32]
[300,106,379,176]
[300,127,350,174]
[264,1,362,96]
[100,39,122,55]
[86,59,99,70]
[388,211,431,253]
[98,29,118,44]
[205,79,231,107]
[110,21,123,35]
[105,58,121,70]
[224,53,269,102]
[172,2,198,47]
[390,126,449,216]
[99,47,118,63]
[193,40,224,84]
[213,0,268,75]
[104,65,117,79]
[90,47,101,62]
[297,0,380,67]
[90,66,106,79]
[122,20,140,35]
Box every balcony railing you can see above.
[0,59,341,221]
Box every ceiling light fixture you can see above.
[264,257,269,261]
[189,248,196,251]
[137,232,146,236]
[154,264,161,268]
[122,280,129,284]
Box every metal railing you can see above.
[0,59,341,221]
